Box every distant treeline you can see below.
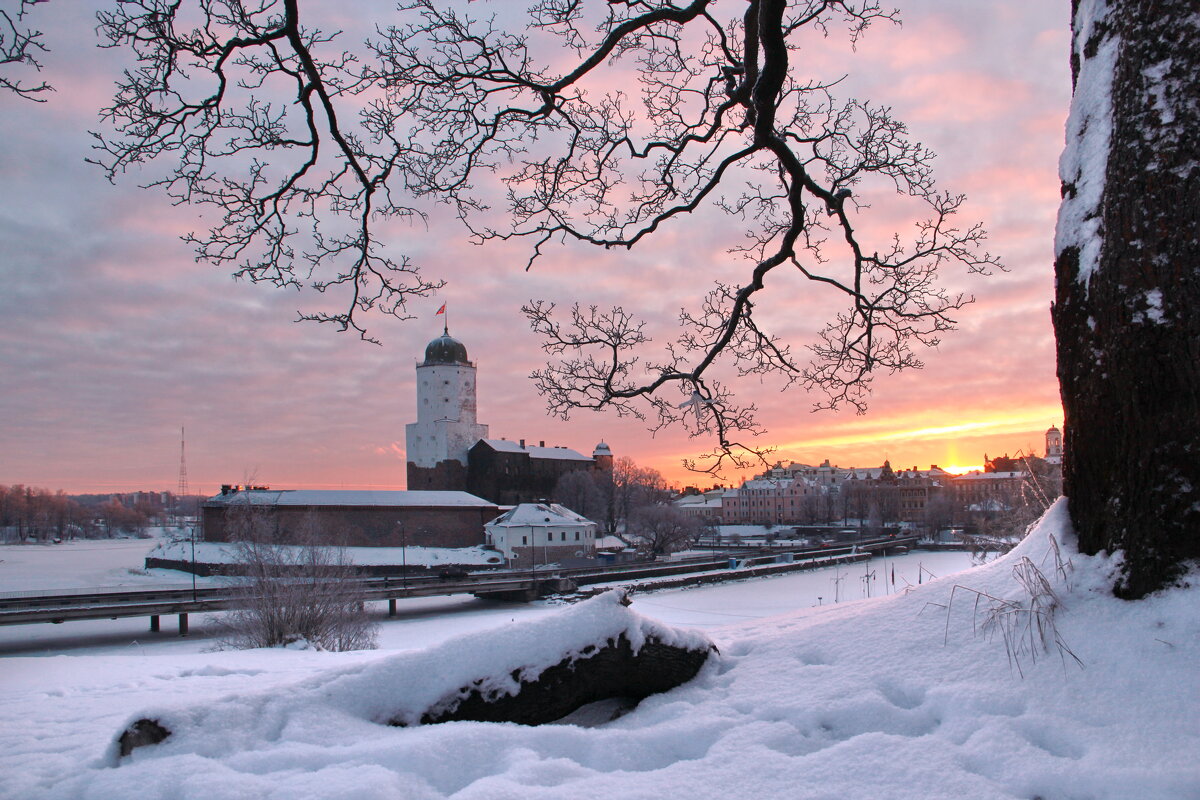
[0,485,205,543]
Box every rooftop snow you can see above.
[488,502,596,527]
[951,472,1025,481]
[480,439,593,461]
[204,490,496,508]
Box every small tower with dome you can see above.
[1045,425,1063,465]
[592,441,613,471]
[405,328,490,491]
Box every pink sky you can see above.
[0,1,1070,494]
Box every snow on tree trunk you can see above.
[1053,0,1200,598]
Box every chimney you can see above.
[520,439,525,448]
[221,484,232,496]
[539,441,545,447]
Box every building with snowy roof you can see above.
[467,439,601,506]
[672,489,725,522]
[201,487,499,548]
[484,502,598,567]
[404,327,612,504]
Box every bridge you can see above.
[0,536,917,634]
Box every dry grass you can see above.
[932,534,1082,677]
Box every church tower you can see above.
[1045,425,1064,464]
[405,329,489,491]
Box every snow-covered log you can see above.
[405,627,713,726]
[112,591,715,761]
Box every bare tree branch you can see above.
[92,0,1001,472]
[0,0,52,100]
[90,0,444,343]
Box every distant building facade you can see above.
[719,460,952,526]
[467,439,596,506]
[404,328,612,505]
[673,489,726,522]
[201,487,499,548]
[950,425,1065,511]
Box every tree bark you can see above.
[1053,0,1200,598]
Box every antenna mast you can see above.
[176,426,189,527]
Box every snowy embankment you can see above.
[3,500,1198,799]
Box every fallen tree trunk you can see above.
[406,631,714,726]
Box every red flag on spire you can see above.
[435,303,446,315]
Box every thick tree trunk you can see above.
[1053,0,1200,597]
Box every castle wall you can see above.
[406,459,469,493]
[201,501,499,548]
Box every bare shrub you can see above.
[938,534,1081,677]
[218,508,377,652]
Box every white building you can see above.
[485,502,598,566]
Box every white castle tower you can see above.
[405,328,489,490]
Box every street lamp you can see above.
[398,521,407,594]
[190,524,197,603]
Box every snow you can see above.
[1143,288,1165,324]
[948,470,1024,481]
[1055,0,1119,288]
[147,540,504,568]
[487,503,593,527]
[3,502,1199,799]
[479,439,593,461]
[0,538,181,593]
[100,590,712,760]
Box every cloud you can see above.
[0,0,1070,494]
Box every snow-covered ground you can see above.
[0,536,507,596]
[0,538,192,593]
[2,502,1197,798]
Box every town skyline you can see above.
[0,1,1069,496]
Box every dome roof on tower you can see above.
[424,332,469,365]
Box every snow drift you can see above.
[110,590,716,761]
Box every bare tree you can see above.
[552,469,607,523]
[220,505,377,651]
[611,456,669,533]
[92,0,998,467]
[627,503,705,557]
[0,0,50,100]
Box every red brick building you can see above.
[201,488,499,548]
